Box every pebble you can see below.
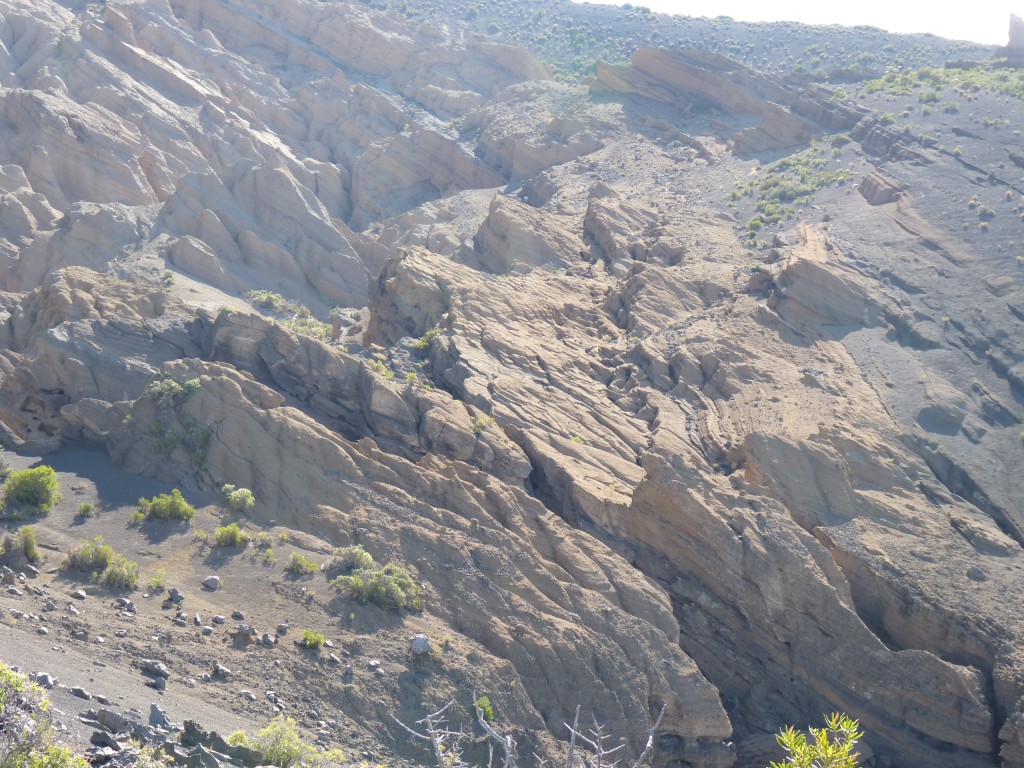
[202,626,212,636]
[42,600,56,611]
[116,630,128,638]
[231,610,244,620]
[367,660,380,670]
[71,590,86,600]
[174,618,187,627]
[212,615,226,625]
[328,653,340,664]
[37,627,48,635]
[240,690,257,702]
[202,576,220,590]
[7,587,22,596]
[277,623,289,635]
[69,686,91,700]
[67,604,80,615]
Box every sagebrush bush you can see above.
[16,525,39,563]
[63,536,114,573]
[76,503,95,518]
[301,629,325,649]
[221,485,256,512]
[212,522,248,547]
[0,662,89,768]
[63,536,138,590]
[333,561,424,612]
[321,545,374,577]
[244,715,344,768]
[137,489,195,522]
[287,552,318,576]
[3,466,62,516]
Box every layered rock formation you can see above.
[2,0,1023,767]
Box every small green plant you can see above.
[76,503,95,518]
[261,548,278,565]
[333,561,424,612]
[212,522,249,547]
[322,545,375,577]
[0,662,90,767]
[221,484,256,512]
[368,359,394,379]
[238,715,344,768]
[301,629,325,649]
[3,466,62,516]
[63,536,137,590]
[16,525,39,563]
[148,568,166,590]
[193,529,208,543]
[227,730,250,748]
[253,531,273,548]
[768,713,863,768]
[474,695,495,722]
[287,552,319,576]
[137,489,195,522]
[412,328,439,350]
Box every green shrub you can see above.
[148,569,166,590]
[768,713,863,768]
[333,562,424,612]
[62,536,137,590]
[212,522,249,547]
[474,695,495,722]
[137,489,195,522]
[246,715,344,767]
[287,552,318,576]
[16,525,39,563]
[0,662,89,768]
[227,731,249,748]
[321,545,375,577]
[221,485,256,512]
[63,536,114,573]
[98,556,138,590]
[301,629,325,649]
[76,503,95,518]
[3,466,62,516]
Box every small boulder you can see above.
[202,576,220,590]
[140,659,170,679]
[69,686,91,700]
[410,634,433,656]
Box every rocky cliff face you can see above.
[2,1,1024,766]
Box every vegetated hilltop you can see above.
[0,0,1023,767]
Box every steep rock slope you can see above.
[1,1,1023,767]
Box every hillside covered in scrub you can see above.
[0,0,1023,766]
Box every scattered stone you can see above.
[37,626,48,635]
[260,633,276,646]
[231,610,244,620]
[367,660,380,670]
[7,587,22,596]
[149,703,172,729]
[116,629,128,638]
[202,575,220,590]
[116,597,136,612]
[329,653,341,664]
[71,629,88,640]
[95,709,130,733]
[212,615,226,625]
[94,694,109,705]
[168,588,185,604]
[277,622,289,635]
[240,690,257,702]
[343,665,353,676]
[69,686,91,700]
[202,626,212,636]
[140,659,170,679]
[71,590,87,600]
[67,604,80,615]
[194,613,202,626]
[212,661,231,678]
[89,730,122,751]
[174,617,187,627]
[149,676,167,692]
[30,672,56,688]
[42,600,56,611]
[23,564,38,577]
[410,634,433,656]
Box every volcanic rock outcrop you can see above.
[2,0,1023,767]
